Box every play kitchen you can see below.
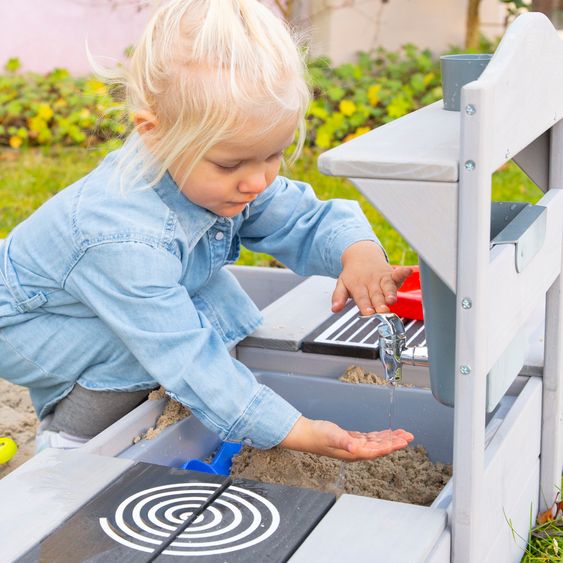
[3,13,563,563]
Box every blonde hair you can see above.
[92,0,311,191]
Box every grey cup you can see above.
[440,54,493,111]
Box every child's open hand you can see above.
[279,416,414,461]
[332,241,413,316]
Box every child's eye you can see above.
[215,162,241,172]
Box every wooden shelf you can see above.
[318,101,460,183]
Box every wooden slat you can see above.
[424,530,451,563]
[352,178,457,290]
[486,189,563,374]
[290,495,447,563]
[464,13,563,175]
[512,131,550,192]
[318,101,460,183]
[0,449,134,562]
[452,69,492,562]
[484,459,540,563]
[481,377,542,560]
[540,119,563,511]
[239,275,336,351]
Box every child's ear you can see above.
[134,110,158,133]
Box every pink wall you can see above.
[0,0,155,75]
[0,1,283,76]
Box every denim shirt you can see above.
[0,149,379,448]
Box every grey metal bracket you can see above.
[490,202,547,272]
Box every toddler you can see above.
[0,0,413,459]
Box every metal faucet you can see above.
[362,313,430,383]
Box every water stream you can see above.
[334,379,397,494]
[388,381,396,430]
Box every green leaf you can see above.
[4,58,21,73]
[327,86,346,102]
[410,73,426,94]
[315,125,333,149]
[387,94,412,119]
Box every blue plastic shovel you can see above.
[182,441,242,475]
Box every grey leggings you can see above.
[46,384,152,438]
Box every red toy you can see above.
[389,265,424,321]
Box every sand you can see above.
[230,365,450,505]
[231,445,452,506]
[339,365,388,385]
[132,388,191,443]
[339,364,413,387]
[0,379,39,479]
[0,381,191,480]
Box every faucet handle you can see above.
[374,313,406,340]
[359,312,406,340]
[359,312,407,383]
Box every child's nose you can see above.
[238,171,268,195]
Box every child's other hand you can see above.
[279,416,413,461]
[333,241,412,316]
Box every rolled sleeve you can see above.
[222,384,301,449]
[324,222,388,277]
[63,241,301,448]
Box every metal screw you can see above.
[464,160,476,171]
[461,298,472,309]
[460,365,472,375]
[465,104,476,116]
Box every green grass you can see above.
[519,481,563,562]
[522,519,563,562]
[0,143,118,237]
[0,145,542,266]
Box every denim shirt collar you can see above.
[153,171,219,248]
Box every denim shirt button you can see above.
[242,437,253,446]
[214,231,224,241]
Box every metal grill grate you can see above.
[302,302,425,359]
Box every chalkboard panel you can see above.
[19,463,335,563]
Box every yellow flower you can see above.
[9,136,22,149]
[368,84,382,106]
[387,94,411,119]
[339,99,356,116]
[28,116,48,132]
[343,127,370,144]
[310,105,328,120]
[85,79,107,95]
[37,103,54,121]
[355,127,370,137]
[315,130,332,149]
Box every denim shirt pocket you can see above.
[225,234,241,264]
[0,238,48,317]
[191,267,263,348]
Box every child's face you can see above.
[170,119,297,217]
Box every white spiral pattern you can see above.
[99,482,280,556]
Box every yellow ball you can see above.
[0,437,17,464]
